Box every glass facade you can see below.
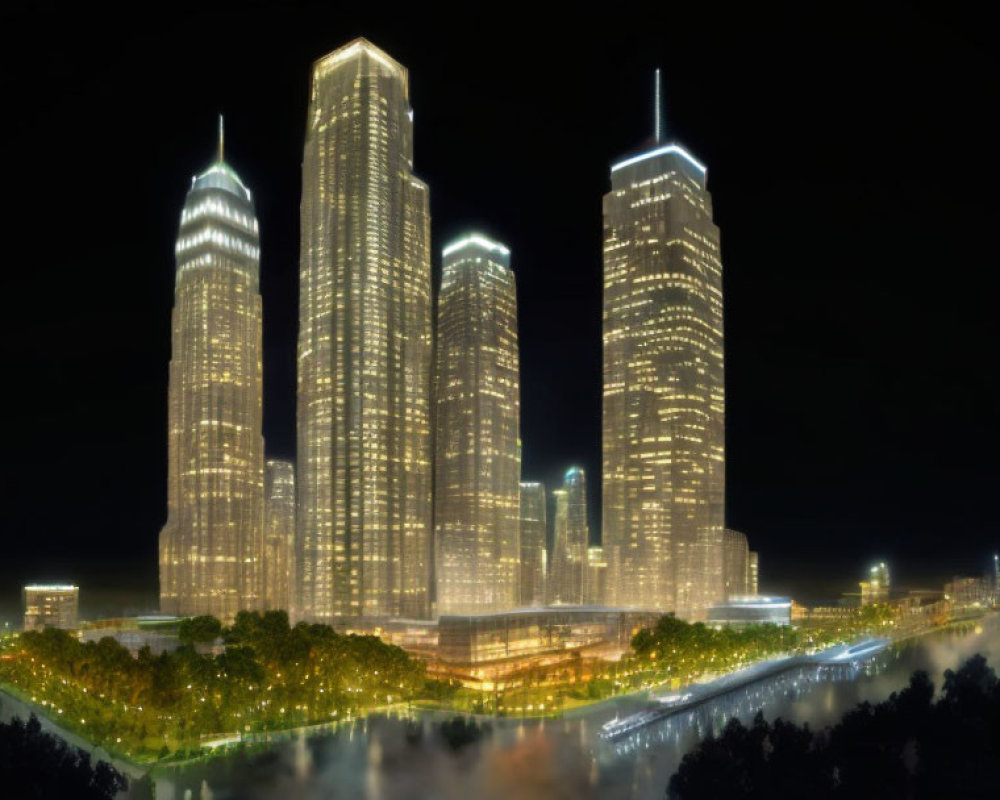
[297,39,433,620]
[549,467,589,605]
[434,235,520,614]
[159,130,264,622]
[602,137,725,619]
[519,482,547,607]
[263,460,296,613]
[723,528,750,599]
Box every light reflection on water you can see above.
[149,619,1000,800]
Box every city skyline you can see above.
[3,7,998,621]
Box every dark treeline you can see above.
[669,653,1000,799]
[0,714,126,799]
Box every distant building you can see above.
[79,617,183,656]
[263,460,296,613]
[861,561,890,605]
[586,546,607,606]
[519,482,547,606]
[707,595,791,627]
[550,467,589,605]
[434,234,520,614]
[722,529,750,599]
[945,576,992,611]
[748,551,759,595]
[23,585,79,631]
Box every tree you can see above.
[177,615,222,645]
[0,714,127,799]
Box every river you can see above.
[147,618,999,799]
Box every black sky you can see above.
[1,2,997,620]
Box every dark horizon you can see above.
[2,3,998,623]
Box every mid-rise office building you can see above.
[23,585,79,631]
[519,482,547,607]
[550,467,589,605]
[434,234,520,614]
[159,122,265,621]
[861,561,890,605]
[722,529,750,599]
[602,85,725,618]
[586,546,607,606]
[263,460,296,612]
[297,39,433,620]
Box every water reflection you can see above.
[149,619,999,800]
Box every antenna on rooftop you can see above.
[654,69,663,143]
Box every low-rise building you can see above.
[23,585,78,632]
[706,595,792,627]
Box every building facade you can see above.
[549,467,589,605]
[159,124,265,621]
[23,585,79,631]
[602,125,725,618]
[297,39,433,620]
[519,482,547,607]
[722,528,750,599]
[586,546,607,606]
[749,551,759,595]
[263,460,296,612]
[434,234,520,614]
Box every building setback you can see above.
[602,95,725,618]
[159,122,265,621]
[263,460,296,613]
[434,234,520,614]
[550,467,589,605]
[519,482,548,607]
[297,39,433,620]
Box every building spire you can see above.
[654,69,663,143]
[218,114,224,163]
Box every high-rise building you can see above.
[586,546,607,606]
[861,561,890,605]
[550,467,589,605]
[23,585,78,631]
[602,78,725,618]
[722,529,750,599]
[160,121,265,621]
[263,460,296,613]
[748,551,759,595]
[297,39,433,621]
[519,482,547,607]
[434,234,520,614]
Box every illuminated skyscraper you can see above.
[297,39,432,620]
[519,482,547,607]
[263,460,296,612]
[603,77,725,618]
[748,551,759,595]
[550,467,589,605]
[160,121,264,621]
[434,234,520,614]
[722,529,750,599]
[586,546,607,606]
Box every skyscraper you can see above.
[297,39,433,621]
[722,529,750,599]
[519,482,547,607]
[748,551,759,596]
[434,234,520,614]
[550,467,589,605]
[602,77,725,618]
[263,460,296,613]
[160,121,264,621]
[585,546,607,606]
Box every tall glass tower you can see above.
[160,121,264,621]
[297,39,433,620]
[434,234,520,614]
[602,82,725,618]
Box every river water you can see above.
[148,618,1000,800]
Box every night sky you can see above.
[1,3,997,621]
